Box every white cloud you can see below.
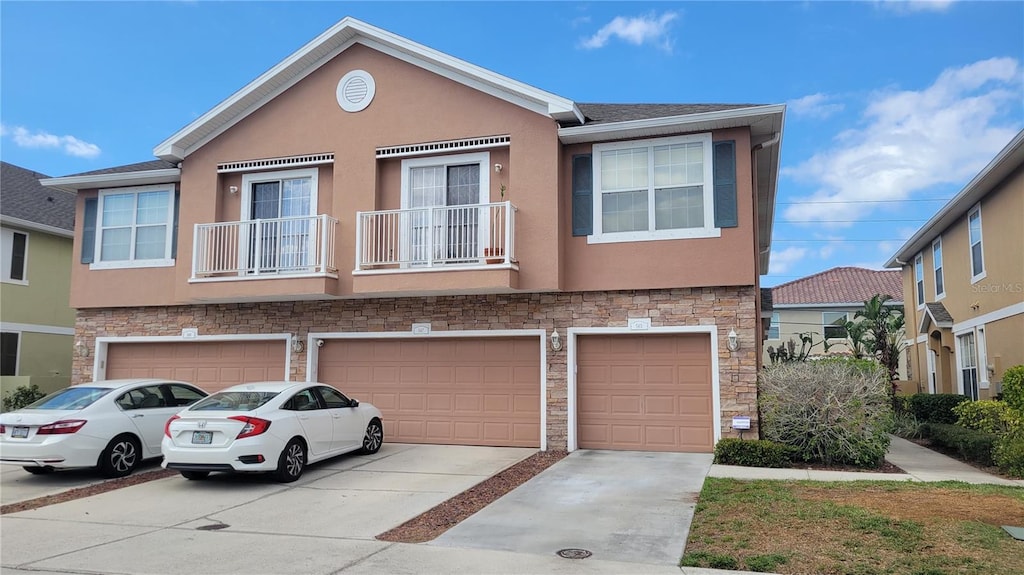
[782,57,1022,223]
[877,0,957,13]
[788,93,845,119]
[770,246,809,274]
[0,123,101,158]
[580,12,678,52]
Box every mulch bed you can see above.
[0,468,176,515]
[377,450,568,543]
[791,460,905,473]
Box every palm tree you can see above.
[855,294,906,397]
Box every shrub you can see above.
[993,431,1024,478]
[713,438,794,468]
[2,384,46,412]
[921,423,997,466]
[909,393,970,424]
[1002,365,1024,413]
[953,400,1020,435]
[889,410,923,439]
[759,360,891,467]
[893,394,912,415]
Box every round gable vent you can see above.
[337,70,375,113]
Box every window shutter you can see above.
[171,190,180,258]
[713,140,738,228]
[572,154,593,236]
[81,197,97,264]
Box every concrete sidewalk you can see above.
[710,435,1023,486]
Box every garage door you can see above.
[317,337,540,447]
[105,341,287,393]
[577,334,714,452]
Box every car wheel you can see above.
[274,438,305,483]
[181,470,210,481]
[360,418,384,455]
[23,466,55,475]
[98,434,141,478]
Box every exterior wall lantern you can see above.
[550,329,562,352]
[727,329,739,352]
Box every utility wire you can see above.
[776,198,951,205]
[779,219,928,223]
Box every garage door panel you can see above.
[106,341,286,393]
[610,395,641,414]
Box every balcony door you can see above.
[241,168,318,274]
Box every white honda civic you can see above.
[162,381,384,482]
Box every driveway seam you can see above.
[328,541,396,574]
[8,525,167,571]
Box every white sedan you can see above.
[0,379,208,477]
[162,382,384,483]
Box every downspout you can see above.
[750,131,780,440]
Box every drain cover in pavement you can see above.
[556,548,592,559]
[196,523,229,531]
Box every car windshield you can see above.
[24,387,113,410]
[190,391,279,411]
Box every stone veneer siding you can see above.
[74,287,758,450]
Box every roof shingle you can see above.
[564,103,762,127]
[63,159,178,177]
[0,162,76,231]
[771,267,904,306]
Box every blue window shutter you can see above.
[572,154,593,236]
[713,140,738,228]
[81,197,97,264]
[171,190,180,258]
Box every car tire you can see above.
[23,466,55,475]
[98,434,141,478]
[274,438,305,483]
[359,418,384,455]
[181,470,210,481]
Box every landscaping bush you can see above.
[954,399,1020,435]
[2,384,46,412]
[909,393,970,424]
[713,438,794,468]
[993,431,1024,478]
[759,359,891,467]
[889,410,923,439]
[893,394,912,415]
[921,423,997,466]
[1002,365,1024,413]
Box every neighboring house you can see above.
[0,162,76,402]
[40,17,784,453]
[764,267,906,376]
[886,130,1024,400]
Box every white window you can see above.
[977,326,989,389]
[0,332,18,376]
[957,331,979,400]
[914,254,924,308]
[932,237,944,299]
[823,311,848,340]
[1,228,28,284]
[93,185,175,269]
[767,312,780,339]
[590,133,719,244]
[968,205,985,282]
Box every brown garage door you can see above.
[577,334,714,452]
[106,341,287,393]
[317,337,540,447]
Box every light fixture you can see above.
[727,329,739,352]
[292,338,304,354]
[494,163,503,173]
[228,185,239,194]
[75,340,89,358]
[550,329,562,351]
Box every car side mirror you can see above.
[349,400,359,408]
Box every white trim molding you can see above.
[0,322,75,336]
[377,135,510,159]
[0,216,73,239]
[952,302,1024,334]
[40,168,181,193]
[566,325,722,453]
[218,153,334,174]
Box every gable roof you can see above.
[886,129,1024,268]
[771,267,904,306]
[570,103,760,126]
[0,162,75,236]
[919,302,954,333]
[153,17,583,162]
[39,159,181,192]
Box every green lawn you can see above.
[682,478,1024,575]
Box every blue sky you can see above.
[2,1,1022,285]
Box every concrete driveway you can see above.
[433,449,714,565]
[1,459,166,505]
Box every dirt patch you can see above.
[797,484,1024,525]
[1,469,176,515]
[378,450,567,543]
[791,460,905,473]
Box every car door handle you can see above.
[132,414,144,418]
[299,416,309,421]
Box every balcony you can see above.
[191,214,339,281]
[352,202,519,296]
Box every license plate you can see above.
[191,431,213,445]
[12,426,29,438]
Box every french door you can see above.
[407,164,481,264]
[247,176,313,272]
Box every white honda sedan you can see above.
[0,379,208,477]
[162,382,384,483]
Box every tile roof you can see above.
[0,162,75,231]
[64,159,178,177]
[772,267,904,306]
[566,103,761,127]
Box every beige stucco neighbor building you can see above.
[40,17,785,452]
[886,130,1024,400]
[1,162,77,402]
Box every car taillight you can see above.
[229,416,271,439]
[164,414,181,438]
[0,424,5,434]
[37,420,87,435]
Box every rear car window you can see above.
[191,391,279,411]
[25,387,113,410]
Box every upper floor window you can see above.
[767,312,780,339]
[1,228,28,284]
[589,133,719,244]
[932,237,944,299]
[968,205,985,282]
[92,185,176,269]
[823,311,848,340]
[0,332,17,376]
[914,254,924,308]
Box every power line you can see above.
[773,239,910,242]
[776,198,951,205]
[779,219,928,223]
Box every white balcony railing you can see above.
[192,215,338,279]
[356,202,516,270]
